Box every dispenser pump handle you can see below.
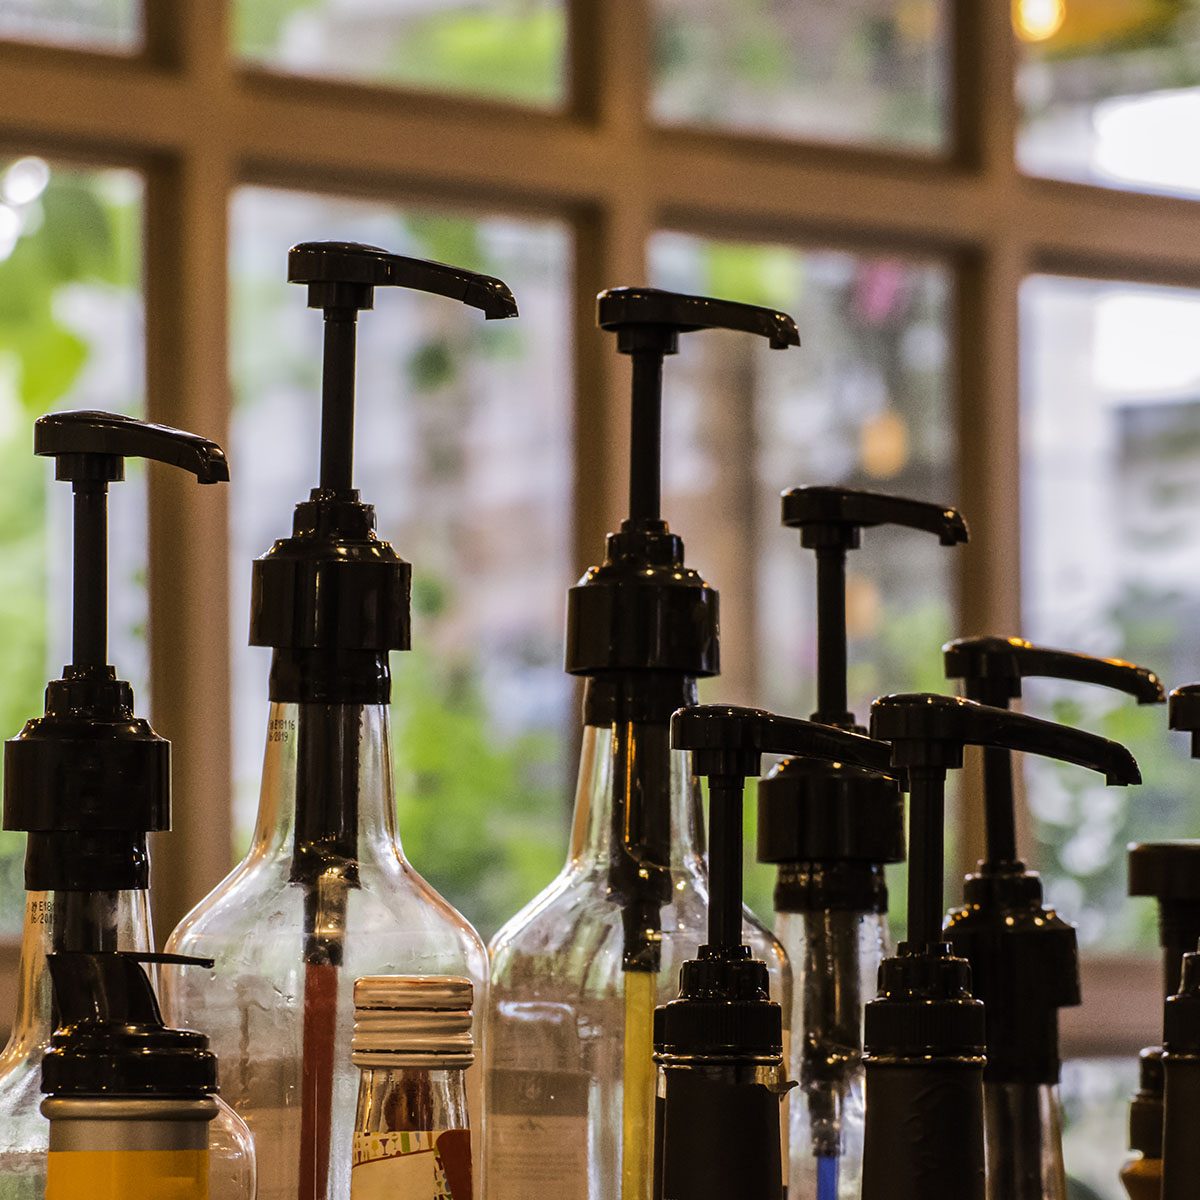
[669,703,893,781]
[34,410,229,485]
[597,286,799,354]
[944,636,1165,708]
[781,486,968,551]
[781,486,967,728]
[596,287,798,527]
[34,410,229,672]
[288,240,518,319]
[870,693,1141,785]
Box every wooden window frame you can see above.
[0,0,1188,1055]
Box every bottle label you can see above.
[46,1149,209,1199]
[351,1129,472,1200]
[487,1069,589,1200]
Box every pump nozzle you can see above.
[5,411,229,898]
[781,487,966,728]
[670,704,891,951]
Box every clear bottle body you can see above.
[0,888,153,1199]
[164,703,487,1200]
[774,892,888,1200]
[352,1066,471,1197]
[484,722,791,1200]
[984,1082,1068,1200]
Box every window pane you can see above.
[0,0,140,50]
[1017,2,1200,197]
[0,159,145,933]
[653,0,949,151]
[230,188,572,939]
[1021,275,1200,951]
[237,0,565,106]
[650,232,955,930]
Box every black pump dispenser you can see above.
[943,637,1163,1087]
[4,411,229,896]
[251,241,518,705]
[656,704,892,1200]
[567,287,799,974]
[41,951,217,1098]
[759,487,966,903]
[862,693,1141,1200]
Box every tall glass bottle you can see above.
[485,286,801,1200]
[0,411,239,1199]
[164,242,516,1200]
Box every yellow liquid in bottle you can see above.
[622,970,656,1200]
[46,1148,209,1200]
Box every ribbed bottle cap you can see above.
[352,976,474,1069]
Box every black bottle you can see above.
[863,692,1141,1200]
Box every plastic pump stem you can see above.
[814,548,848,726]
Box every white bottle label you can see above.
[487,1070,589,1200]
[351,1130,472,1200]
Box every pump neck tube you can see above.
[319,312,358,495]
[814,546,848,726]
[907,766,947,950]
[628,349,663,525]
[708,776,744,949]
[982,746,1018,866]
[71,482,108,669]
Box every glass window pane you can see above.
[0,158,145,933]
[650,232,955,929]
[0,0,140,50]
[1017,2,1200,198]
[1021,274,1200,951]
[230,188,572,939]
[653,0,949,151]
[237,0,565,107]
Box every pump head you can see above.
[1169,683,1200,757]
[4,411,229,892]
[251,241,518,704]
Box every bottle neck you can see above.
[4,889,153,1059]
[354,1065,471,1135]
[567,723,705,874]
[249,701,402,871]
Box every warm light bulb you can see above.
[1013,0,1066,42]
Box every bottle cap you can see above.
[352,975,475,1069]
[1130,1047,1164,1157]
[41,952,218,1099]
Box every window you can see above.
[0,4,1197,1149]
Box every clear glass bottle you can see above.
[773,868,889,1200]
[164,702,487,1200]
[984,1083,1068,1200]
[350,976,474,1198]
[485,693,790,1200]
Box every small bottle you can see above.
[351,977,474,1199]
[40,951,254,1200]
[1120,1049,1163,1200]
